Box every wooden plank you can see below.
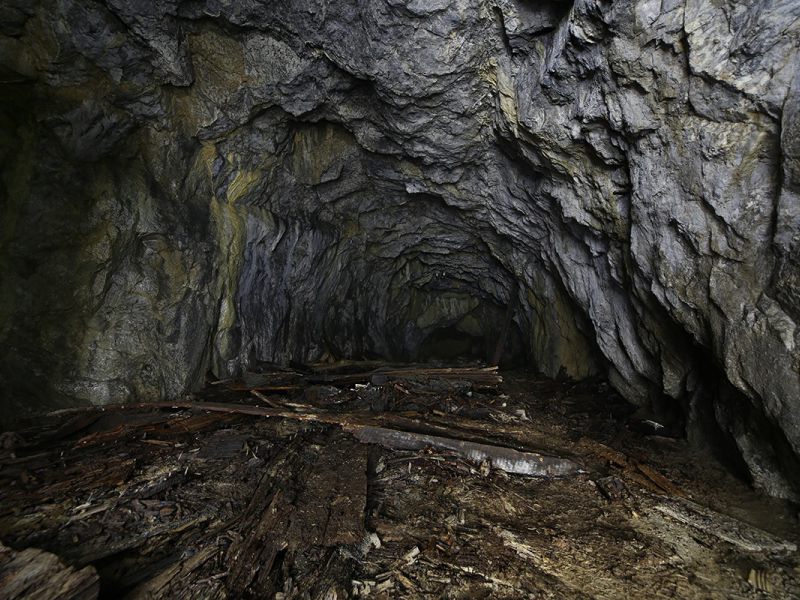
[124,545,220,599]
[225,431,367,597]
[232,365,502,391]
[224,435,310,597]
[1,458,136,505]
[0,543,99,600]
[286,437,367,548]
[653,498,798,553]
[45,400,580,478]
[73,413,236,448]
[580,439,685,497]
[348,426,581,477]
[64,515,210,567]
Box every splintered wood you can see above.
[231,363,503,392]
[1,422,369,599]
[227,433,367,597]
[653,497,798,553]
[94,398,581,478]
[1,370,799,599]
[0,543,99,600]
[348,426,580,477]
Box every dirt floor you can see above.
[1,367,798,599]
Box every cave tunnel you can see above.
[1,0,800,597]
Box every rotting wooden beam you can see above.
[347,426,581,477]
[653,497,798,553]
[0,543,99,600]
[48,400,580,478]
[230,365,503,391]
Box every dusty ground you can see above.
[1,369,798,599]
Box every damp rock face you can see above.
[1,0,799,497]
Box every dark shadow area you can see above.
[417,327,486,363]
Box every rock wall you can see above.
[1,0,798,498]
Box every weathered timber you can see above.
[224,432,314,596]
[1,457,136,506]
[653,497,798,553]
[63,515,212,567]
[62,400,580,477]
[348,426,581,477]
[225,431,367,597]
[124,545,221,600]
[580,438,685,497]
[232,365,502,392]
[0,543,99,600]
[74,413,237,448]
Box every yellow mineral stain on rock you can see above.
[188,29,247,93]
[225,168,261,204]
[199,143,255,361]
[292,123,355,185]
[481,58,519,131]
[496,65,518,128]
[527,287,598,379]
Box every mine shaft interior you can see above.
[2,0,800,598]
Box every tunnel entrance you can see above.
[417,326,486,363]
[415,322,527,367]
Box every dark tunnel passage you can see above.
[418,326,487,362]
[1,0,800,596]
[414,314,526,366]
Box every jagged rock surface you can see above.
[1,0,799,498]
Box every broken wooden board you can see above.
[286,437,368,548]
[74,412,237,448]
[64,515,212,567]
[225,431,368,598]
[1,457,136,506]
[653,497,798,553]
[348,426,581,477]
[231,364,502,392]
[65,400,581,479]
[124,545,221,600]
[579,438,685,497]
[0,543,99,600]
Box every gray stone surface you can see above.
[1,0,799,498]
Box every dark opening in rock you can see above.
[417,326,486,362]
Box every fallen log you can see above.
[347,426,581,477]
[653,497,797,553]
[232,365,502,391]
[0,543,99,600]
[228,384,300,392]
[47,400,579,478]
[579,438,685,498]
[311,365,502,387]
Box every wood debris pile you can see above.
[1,367,798,598]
